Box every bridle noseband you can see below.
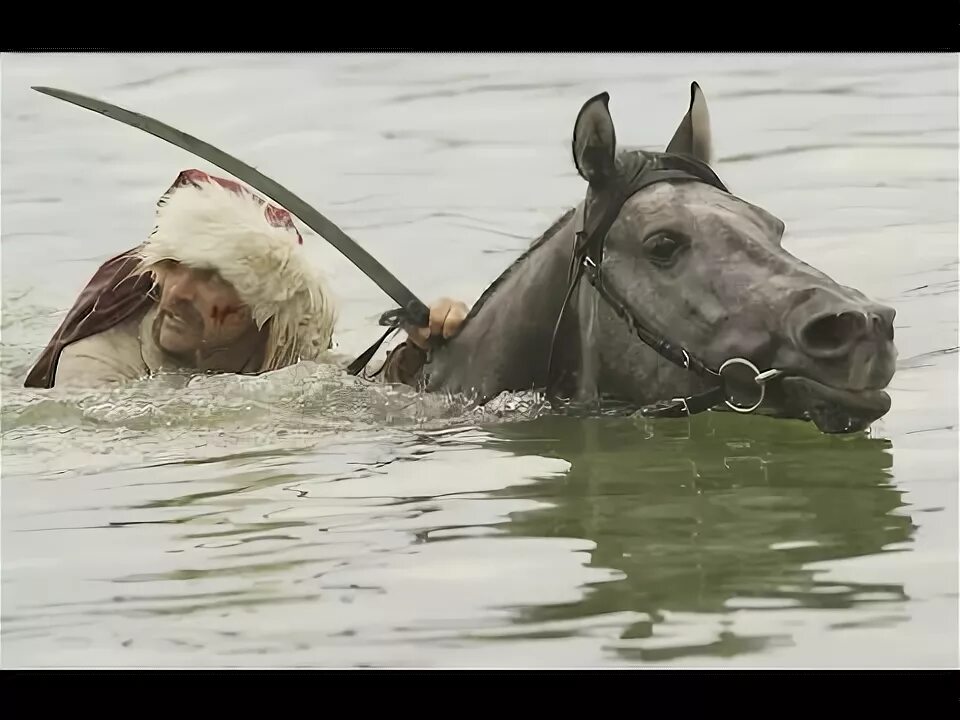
[546,151,786,419]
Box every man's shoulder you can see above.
[67,313,145,353]
[55,313,150,387]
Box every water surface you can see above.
[1,52,957,667]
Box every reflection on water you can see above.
[484,414,913,662]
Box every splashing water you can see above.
[1,356,554,479]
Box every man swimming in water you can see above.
[24,169,467,389]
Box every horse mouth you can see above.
[778,376,891,434]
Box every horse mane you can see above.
[459,206,577,324]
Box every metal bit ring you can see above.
[718,357,765,413]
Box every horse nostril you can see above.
[799,311,866,357]
[868,311,895,341]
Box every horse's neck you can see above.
[424,208,581,400]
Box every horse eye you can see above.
[643,234,683,266]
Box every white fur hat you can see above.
[134,169,337,371]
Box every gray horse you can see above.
[417,83,898,434]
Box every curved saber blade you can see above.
[31,85,430,328]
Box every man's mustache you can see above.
[159,302,204,332]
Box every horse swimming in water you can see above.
[415,83,898,434]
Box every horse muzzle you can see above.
[785,291,898,386]
[778,376,892,434]
[748,297,897,432]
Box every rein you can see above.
[545,152,785,419]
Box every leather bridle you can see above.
[545,150,786,419]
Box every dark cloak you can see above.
[23,247,156,389]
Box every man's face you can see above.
[153,263,258,359]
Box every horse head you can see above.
[558,83,898,432]
[422,83,898,435]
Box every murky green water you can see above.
[2,53,957,667]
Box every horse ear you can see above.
[572,91,617,185]
[666,81,712,164]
